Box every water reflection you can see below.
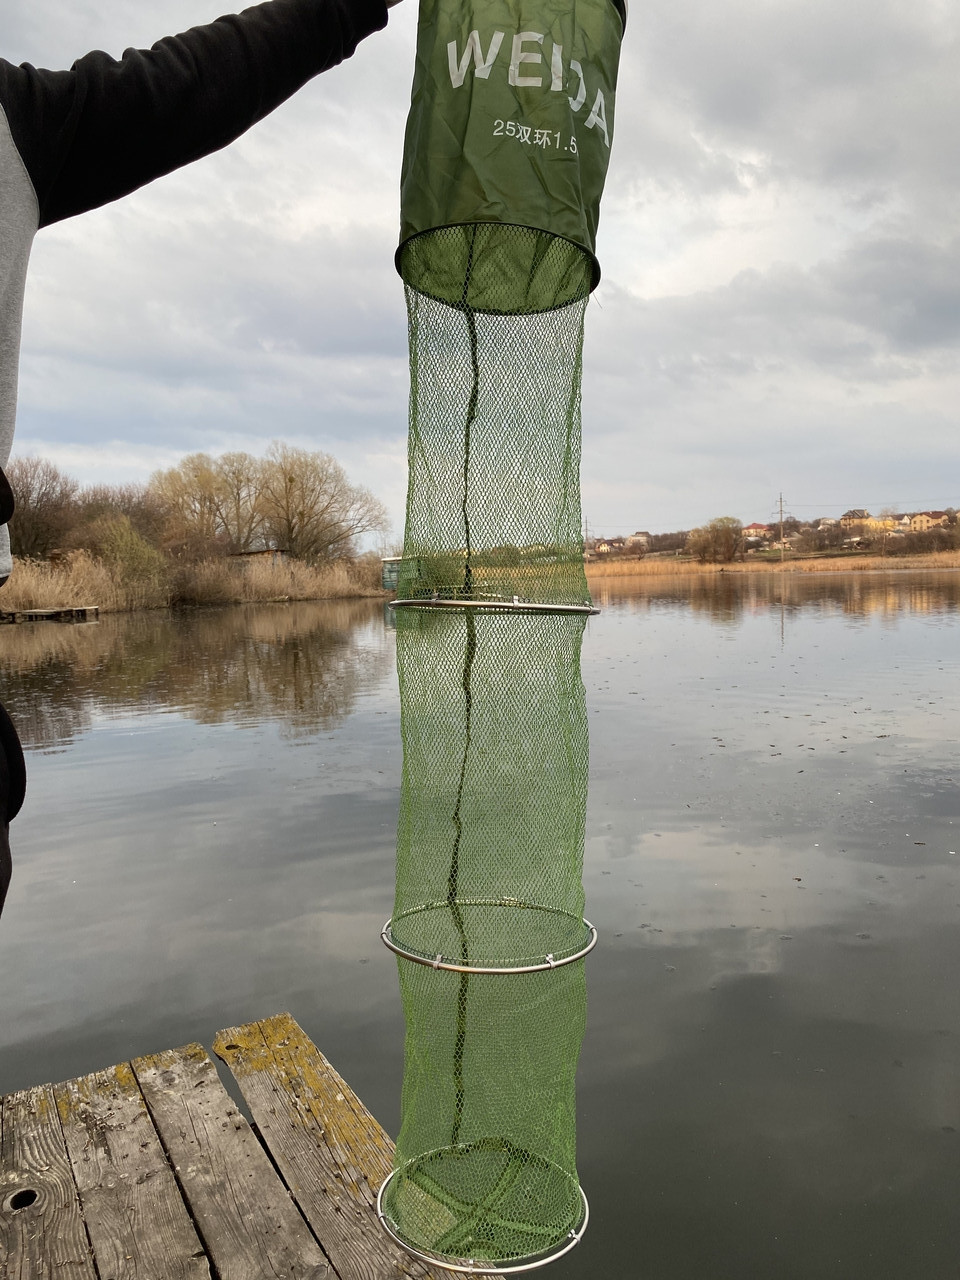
[0,600,388,749]
[567,568,960,1279]
[590,567,960,621]
[0,584,957,1279]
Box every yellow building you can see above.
[909,511,949,532]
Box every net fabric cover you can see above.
[398,0,624,282]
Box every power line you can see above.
[585,495,957,535]
[776,498,958,511]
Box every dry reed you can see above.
[0,552,156,611]
[586,550,960,581]
[2,552,385,613]
[8,548,956,615]
[170,555,387,606]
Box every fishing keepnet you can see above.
[394,0,623,609]
[381,609,592,1269]
[379,0,623,1268]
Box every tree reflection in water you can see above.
[0,600,388,751]
[589,567,960,623]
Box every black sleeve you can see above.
[0,0,388,228]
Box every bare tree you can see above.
[150,453,226,558]
[206,452,266,554]
[686,516,744,564]
[259,442,388,561]
[149,444,388,562]
[648,530,689,553]
[70,481,166,551]
[6,455,79,558]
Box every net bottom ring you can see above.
[376,1160,588,1274]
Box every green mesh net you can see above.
[383,0,623,1264]
[380,960,587,1270]
[380,607,593,1270]
[397,229,592,610]
[387,608,591,970]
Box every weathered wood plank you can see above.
[0,1085,98,1279]
[214,1013,503,1280]
[132,1040,331,1280]
[0,607,99,625]
[54,1061,211,1280]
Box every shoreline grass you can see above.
[4,548,958,616]
[0,552,386,614]
[585,550,960,580]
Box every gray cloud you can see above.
[619,0,960,193]
[7,0,960,537]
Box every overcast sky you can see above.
[6,0,960,536]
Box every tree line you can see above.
[6,444,388,567]
[602,514,960,564]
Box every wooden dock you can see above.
[0,606,99,625]
[0,1011,500,1279]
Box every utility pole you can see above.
[779,492,785,567]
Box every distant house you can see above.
[626,531,651,548]
[742,522,771,538]
[817,518,837,529]
[840,509,870,528]
[910,511,949,532]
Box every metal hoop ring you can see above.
[380,911,598,974]
[376,1168,588,1274]
[391,598,599,616]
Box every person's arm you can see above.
[0,0,388,227]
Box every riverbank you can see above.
[585,549,960,580]
[0,551,385,613]
[6,548,960,615]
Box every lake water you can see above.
[1,572,958,1278]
